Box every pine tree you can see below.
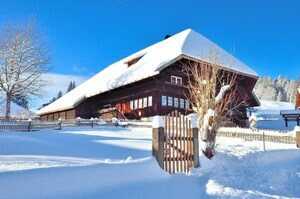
[50,97,56,103]
[72,81,76,90]
[66,81,76,93]
[276,90,283,101]
[67,81,73,93]
[254,75,297,103]
[12,95,29,109]
[57,90,63,99]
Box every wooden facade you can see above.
[39,58,259,126]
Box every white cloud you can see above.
[30,73,90,110]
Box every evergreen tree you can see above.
[57,90,63,99]
[254,75,297,102]
[66,81,76,93]
[12,95,29,109]
[67,81,73,93]
[50,97,56,103]
[276,90,283,101]
[72,81,76,89]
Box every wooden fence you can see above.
[0,120,107,132]
[217,128,297,145]
[152,111,199,174]
[217,131,296,144]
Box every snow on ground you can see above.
[0,126,299,199]
[254,100,298,131]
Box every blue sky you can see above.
[1,0,300,79]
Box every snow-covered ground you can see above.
[0,126,299,199]
[254,100,298,131]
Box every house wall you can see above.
[75,62,191,119]
[40,109,75,122]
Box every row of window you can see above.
[130,96,152,110]
[162,96,190,110]
[129,95,190,110]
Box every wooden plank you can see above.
[175,111,179,173]
[179,112,183,173]
[171,111,175,173]
[186,117,190,173]
[164,115,167,171]
[189,120,193,167]
[183,115,186,173]
[168,114,171,173]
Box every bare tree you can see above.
[0,22,50,121]
[183,52,248,158]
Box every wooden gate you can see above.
[162,111,199,173]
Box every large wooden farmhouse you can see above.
[37,29,260,126]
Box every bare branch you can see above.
[0,21,51,121]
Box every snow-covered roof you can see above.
[280,110,300,115]
[37,29,258,115]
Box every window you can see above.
[174,98,179,107]
[139,99,143,109]
[130,101,134,110]
[162,96,167,106]
[180,99,185,109]
[148,96,153,107]
[168,96,173,106]
[185,100,190,110]
[134,100,138,110]
[143,97,147,108]
[171,76,182,85]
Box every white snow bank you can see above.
[0,127,299,198]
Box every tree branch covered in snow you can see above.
[254,75,299,102]
[0,21,51,121]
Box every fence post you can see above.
[186,114,200,168]
[90,118,94,128]
[152,116,164,169]
[262,131,266,151]
[28,119,32,132]
[296,130,300,148]
[192,127,200,168]
[58,118,62,130]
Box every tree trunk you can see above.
[5,93,11,122]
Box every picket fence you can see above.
[0,120,107,132]
[217,127,297,144]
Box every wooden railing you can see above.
[217,128,296,144]
[0,120,108,132]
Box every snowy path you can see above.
[0,126,299,199]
